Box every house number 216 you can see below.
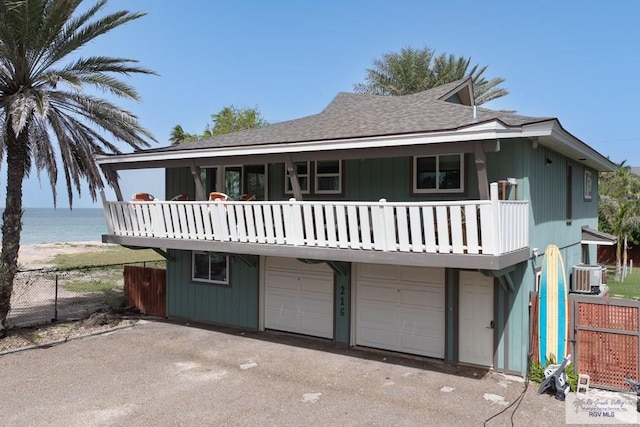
[339,285,346,317]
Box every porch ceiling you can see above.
[103,234,530,271]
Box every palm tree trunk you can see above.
[0,126,28,336]
[615,237,622,282]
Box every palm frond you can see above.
[0,0,156,208]
[354,46,507,105]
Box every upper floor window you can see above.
[285,161,310,194]
[203,164,266,201]
[584,169,593,201]
[414,154,464,193]
[192,252,229,285]
[315,160,342,194]
[566,164,573,224]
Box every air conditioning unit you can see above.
[572,264,603,294]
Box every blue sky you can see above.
[11,0,640,208]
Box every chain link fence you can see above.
[7,260,164,329]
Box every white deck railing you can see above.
[103,184,528,256]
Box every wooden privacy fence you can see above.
[598,244,640,265]
[124,265,166,317]
[530,292,640,391]
[572,295,639,390]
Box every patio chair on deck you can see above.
[132,193,155,202]
[209,192,229,201]
[170,193,189,201]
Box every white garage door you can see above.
[356,264,445,358]
[265,257,334,339]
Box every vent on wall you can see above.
[572,264,603,294]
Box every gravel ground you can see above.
[0,320,576,426]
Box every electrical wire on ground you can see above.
[483,292,536,427]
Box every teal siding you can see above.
[166,249,259,329]
[270,155,478,202]
[161,142,600,376]
[333,262,351,344]
[166,167,196,201]
[485,139,599,374]
[505,263,528,374]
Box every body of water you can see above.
[1,208,106,245]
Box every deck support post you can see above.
[190,164,206,200]
[101,165,124,201]
[474,141,490,200]
[284,154,304,200]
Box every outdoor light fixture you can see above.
[545,157,553,166]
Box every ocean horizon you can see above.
[0,208,106,245]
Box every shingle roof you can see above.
[151,79,553,153]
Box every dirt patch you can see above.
[0,311,137,353]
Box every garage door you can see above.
[356,264,444,358]
[265,257,334,339]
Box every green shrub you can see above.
[529,354,577,392]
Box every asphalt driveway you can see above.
[0,320,567,426]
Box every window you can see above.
[203,165,267,201]
[584,169,593,201]
[224,166,242,200]
[315,160,342,194]
[244,164,266,201]
[414,154,464,193]
[566,164,573,223]
[284,161,310,195]
[192,252,229,285]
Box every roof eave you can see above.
[95,121,527,169]
[541,120,617,172]
[96,118,616,173]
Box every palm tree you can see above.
[354,46,508,104]
[169,125,197,145]
[0,0,156,334]
[599,164,640,281]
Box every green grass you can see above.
[52,245,165,269]
[606,266,640,299]
[62,281,116,293]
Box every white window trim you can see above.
[284,161,311,195]
[413,154,465,194]
[314,160,342,194]
[192,252,230,285]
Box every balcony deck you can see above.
[102,186,530,270]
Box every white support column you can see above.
[474,141,490,200]
[490,182,501,254]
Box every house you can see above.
[96,78,616,376]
